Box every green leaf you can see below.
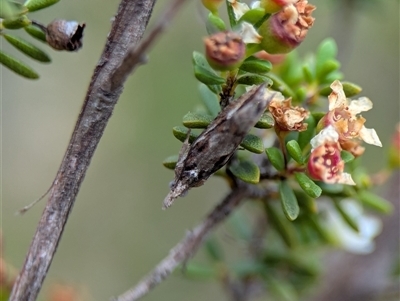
[204,237,224,261]
[24,24,47,42]
[319,81,362,97]
[229,211,252,240]
[239,56,272,74]
[255,112,274,129]
[264,202,298,248]
[0,49,39,79]
[286,140,303,164]
[265,276,298,301]
[207,12,226,33]
[263,252,319,277]
[0,0,25,18]
[238,7,265,24]
[279,180,299,221]
[194,65,225,85]
[316,38,337,78]
[295,86,307,103]
[341,150,355,163]
[172,126,199,143]
[192,52,225,85]
[311,112,325,124]
[3,34,51,62]
[254,13,271,29]
[183,262,217,280]
[192,51,211,69]
[333,199,359,232]
[228,159,260,184]
[294,172,322,198]
[342,81,363,97]
[24,0,60,12]
[306,214,337,245]
[240,133,263,154]
[324,70,344,83]
[2,15,31,29]
[226,0,237,28]
[182,112,213,128]
[206,84,221,95]
[297,115,316,150]
[162,155,178,170]
[316,59,341,81]
[266,73,296,99]
[198,83,220,117]
[358,190,393,214]
[265,147,285,171]
[232,260,265,277]
[294,190,318,213]
[302,54,316,83]
[237,73,271,86]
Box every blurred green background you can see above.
[2,0,399,300]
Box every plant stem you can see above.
[8,1,157,300]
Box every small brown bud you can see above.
[204,31,245,71]
[46,19,85,51]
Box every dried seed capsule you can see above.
[46,19,85,51]
[204,31,245,71]
[258,0,315,54]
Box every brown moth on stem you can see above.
[163,84,274,209]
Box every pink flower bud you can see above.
[258,0,315,54]
[307,126,355,185]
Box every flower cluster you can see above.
[307,80,382,185]
[203,0,316,69]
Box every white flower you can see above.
[328,80,382,148]
[321,199,382,254]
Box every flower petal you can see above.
[310,125,339,150]
[238,22,262,44]
[337,172,356,185]
[328,80,347,111]
[348,97,373,115]
[227,0,249,19]
[359,126,382,147]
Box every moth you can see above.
[163,84,273,209]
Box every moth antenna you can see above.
[16,182,55,215]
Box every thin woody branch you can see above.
[114,184,270,301]
[9,0,188,300]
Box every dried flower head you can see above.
[204,31,246,71]
[258,0,316,54]
[307,125,355,185]
[320,80,382,156]
[268,93,309,132]
[46,20,85,51]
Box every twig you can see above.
[8,0,188,299]
[114,184,269,301]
